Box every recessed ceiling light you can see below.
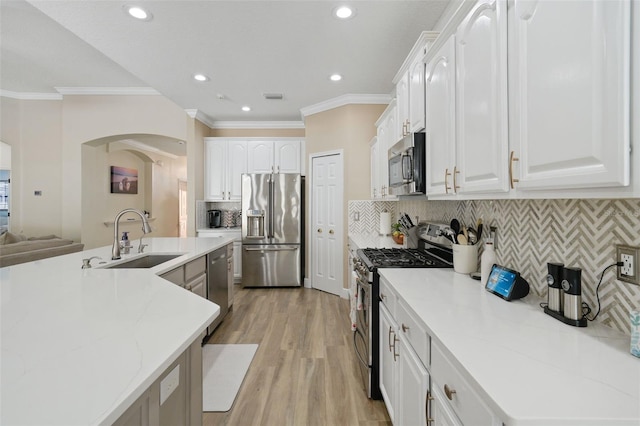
[124,5,153,21]
[330,74,343,82]
[242,106,251,112]
[333,6,355,20]
[193,74,209,82]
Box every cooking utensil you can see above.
[405,213,415,227]
[462,226,468,241]
[450,219,460,235]
[477,223,483,241]
[467,227,478,245]
[440,227,457,244]
[457,234,468,245]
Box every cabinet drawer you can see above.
[396,299,429,367]
[379,277,397,316]
[431,342,495,426]
[184,256,206,282]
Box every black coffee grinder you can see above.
[545,262,564,314]
[543,264,587,327]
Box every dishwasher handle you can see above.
[244,246,298,252]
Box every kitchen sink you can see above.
[104,254,184,269]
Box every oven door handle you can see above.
[353,329,370,368]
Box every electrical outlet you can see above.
[616,245,640,285]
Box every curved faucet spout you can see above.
[112,208,152,260]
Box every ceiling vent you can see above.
[263,93,284,100]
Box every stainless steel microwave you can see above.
[388,133,426,196]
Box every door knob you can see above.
[329,229,334,235]
[317,228,322,233]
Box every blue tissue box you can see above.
[632,310,640,358]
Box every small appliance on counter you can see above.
[545,262,564,313]
[208,209,222,228]
[543,264,588,327]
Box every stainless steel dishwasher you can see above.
[207,245,230,335]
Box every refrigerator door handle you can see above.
[268,175,275,239]
[244,246,298,252]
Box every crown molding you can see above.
[54,87,160,95]
[211,121,305,129]
[185,109,217,128]
[300,93,391,118]
[392,31,440,83]
[0,90,63,100]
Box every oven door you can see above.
[353,276,372,396]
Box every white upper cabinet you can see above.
[425,35,457,197]
[455,0,509,194]
[396,72,410,140]
[372,101,398,200]
[394,32,439,137]
[370,136,380,199]
[409,52,427,133]
[508,0,631,191]
[204,139,248,201]
[246,140,274,174]
[247,139,304,174]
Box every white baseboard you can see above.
[342,287,350,299]
[304,278,311,289]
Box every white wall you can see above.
[1,94,197,242]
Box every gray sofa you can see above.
[0,232,84,267]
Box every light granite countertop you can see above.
[1,237,232,425]
[380,268,640,425]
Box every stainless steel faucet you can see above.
[112,208,152,260]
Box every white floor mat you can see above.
[202,344,258,412]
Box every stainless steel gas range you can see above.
[352,222,453,400]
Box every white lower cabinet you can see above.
[430,385,462,426]
[380,275,500,426]
[379,304,398,423]
[397,335,430,426]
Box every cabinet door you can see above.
[425,36,457,196]
[508,0,631,190]
[187,274,206,299]
[397,336,430,426]
[204,140,227,201]
[247,140,275,173]
[430,386,463,426]
[409,52,427,132]
[370,137,380,199]
[227,141,248,200]
[275,140,301,173]
[456,0,509,194]
[381,110,397,199]
[396,71,410,137]
[379,305,397,422]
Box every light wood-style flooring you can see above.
[203,286,391,426]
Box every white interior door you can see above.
[311,152,343,296]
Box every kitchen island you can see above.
[1,237,231,425]
[379,268,640,425]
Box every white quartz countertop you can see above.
[379,268,640,425]
[1,237,232,426]
[349,233,402,250]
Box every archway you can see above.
[80,134,186,249]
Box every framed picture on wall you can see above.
[110,166,138,194]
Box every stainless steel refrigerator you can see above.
[241,173,304,287]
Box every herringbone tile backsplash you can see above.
[348,198,640,336]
